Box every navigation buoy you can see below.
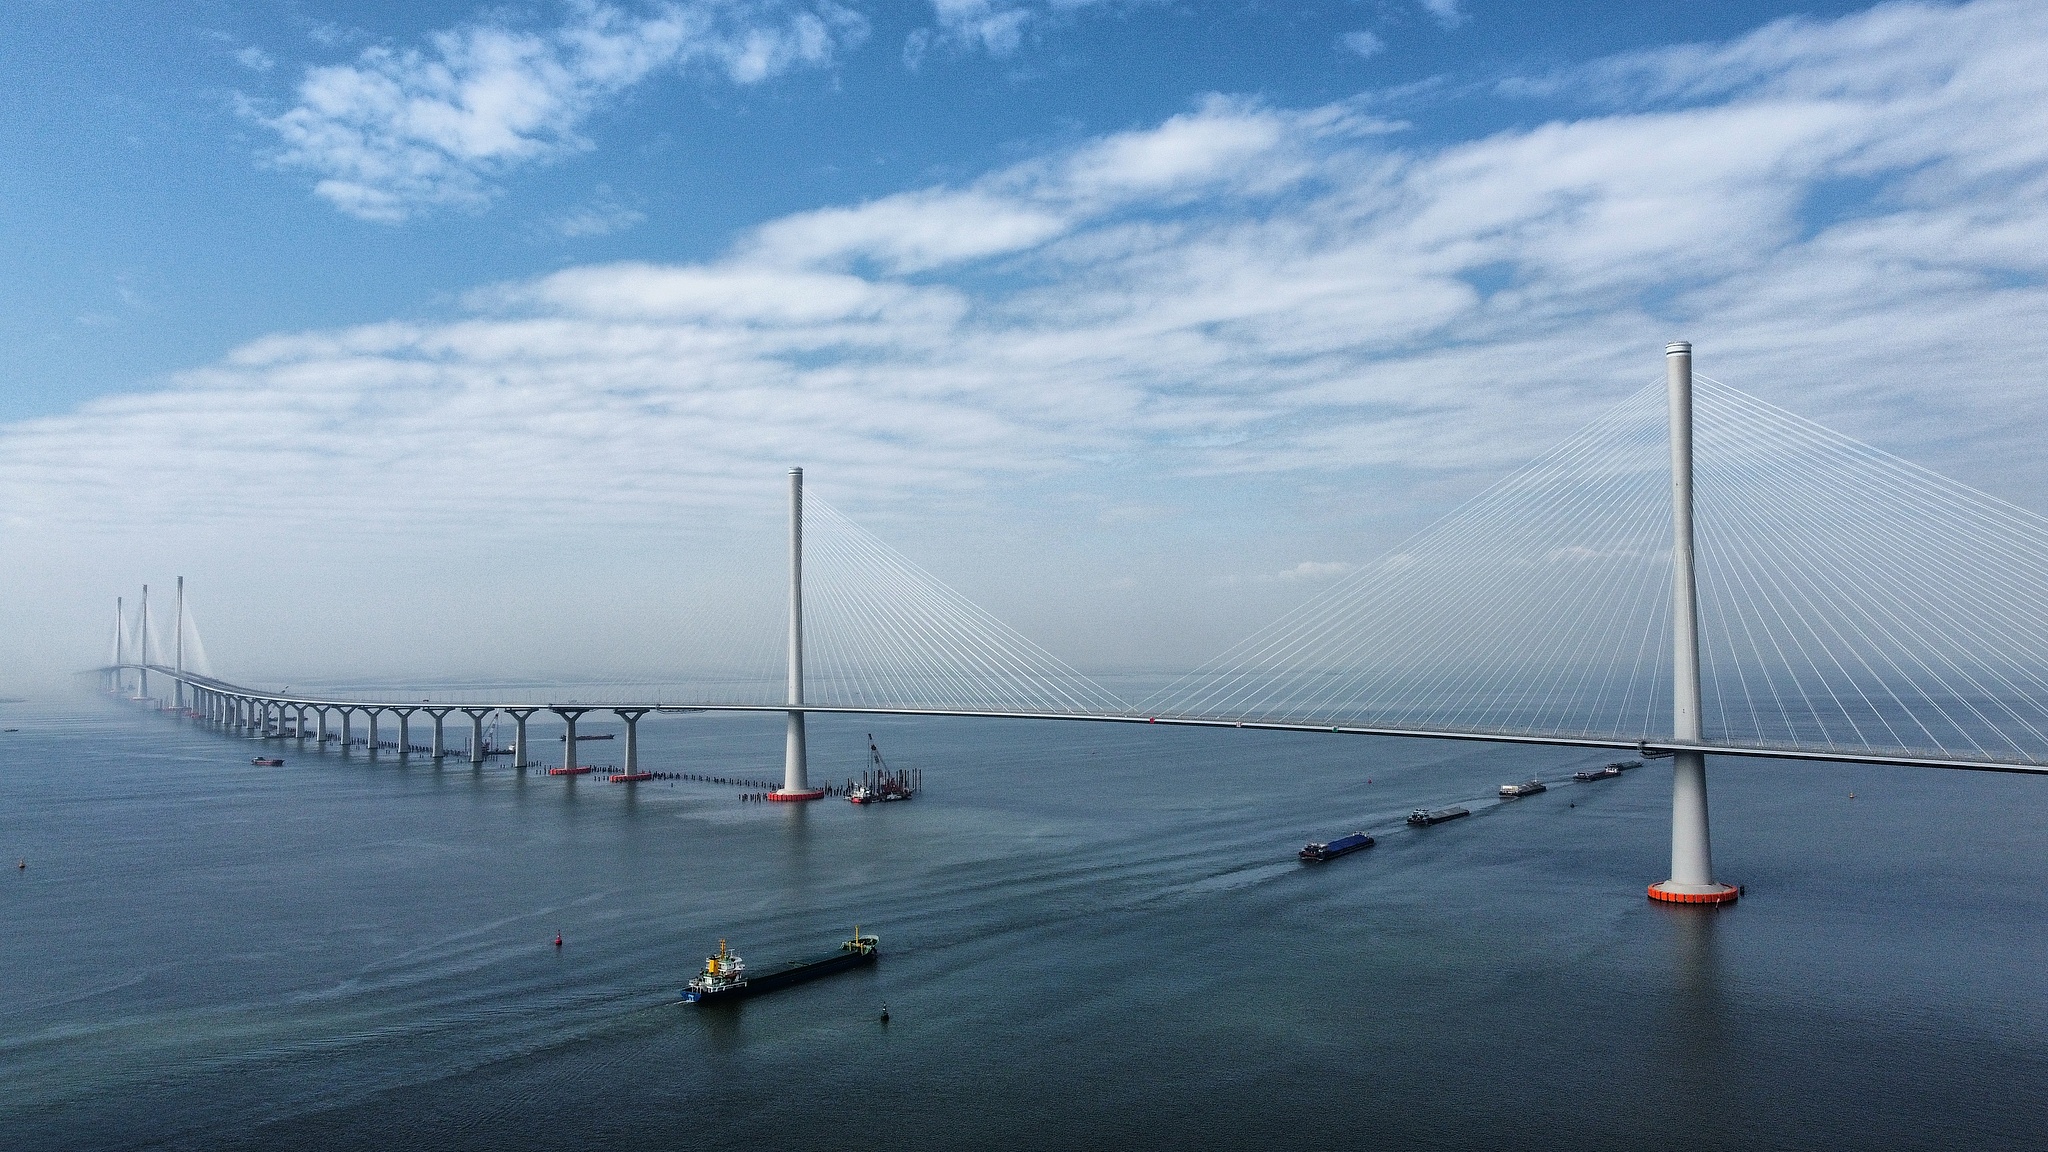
[879,1004,889,1024]
[554,933,563,949]
[15,860,23,870]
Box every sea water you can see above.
[3,693,2046,1149]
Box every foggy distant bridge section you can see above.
[106,344,2048,901]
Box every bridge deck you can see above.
[105,663,2048,776]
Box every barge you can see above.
[1574,766,1623,782]
[848,734,918,804]
[683,931,879,1004]
[1499,779,1547,797]
[1299,831,1375,862]
[251,756,284,766]
[1407,806,1470,826]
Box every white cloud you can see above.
[1341,31,1385,59]
[744,96,1387,272]
[1418,0,1467,30]
[1278,561,1356,582]
[911,0,1125,60]
[10,0,2048,680]
[235,45,276,72]
[553,185,647,236]
[254,1,868,221]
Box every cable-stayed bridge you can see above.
[104,344,2048,904]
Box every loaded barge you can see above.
[1299,831,1374,863]
[683,931,879,1004]
[1407,806,1470,826]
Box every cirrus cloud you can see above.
[252,1,869,222]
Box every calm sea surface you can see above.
[3,692,2046,1150]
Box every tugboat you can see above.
[1499,779,1547,797]
[847,734,918,804]
[682,930,879,1004]
[1299,831,1374,862]
[1407,806,1470,826]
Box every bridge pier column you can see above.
[463,709,491,764]
[615,709,648,781]
[506,709,536,769]
[426,708,451,759]
[1650,341,1737,906]
[338,707,352,752]
[394,708,415,758]
[553,708,589,774]
[315,706,329,745]
[294,705,309,739]
[367,709,381,757]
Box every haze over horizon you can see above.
[6,0,2047,691]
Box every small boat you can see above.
[1574,766,1623,782]
[1408,806,1470,826]
[251,756,284,766]
[1499,779,1547,797]
[682,930,879,1004]
[1299,831,1374,862]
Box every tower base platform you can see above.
[767,788,826,802]
[1648,881,1740,905]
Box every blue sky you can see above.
[3,0,1878,418]
[4,0,2045,687]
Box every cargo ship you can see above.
[1407,806,1470,826]
[1574,766,1623,781]
[682,931,879,1004]
[1299,831,1374,862]
[1499,779,1546,797]
[847,734,918,804]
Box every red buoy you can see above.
[554,933,563,948]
